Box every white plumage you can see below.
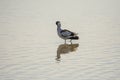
[56,21,79,43]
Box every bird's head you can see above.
[56,21,61,27]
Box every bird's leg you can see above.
[70,39,72,44]
[64,40,66,44]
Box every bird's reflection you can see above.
[56,43,79,61]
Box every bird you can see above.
[56,21,79,43]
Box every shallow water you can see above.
[0,0,120,80]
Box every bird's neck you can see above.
[57,26,62,32]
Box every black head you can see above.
[56,21,60,25]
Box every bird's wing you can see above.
[64,29,78,35]
[61,29,77,37]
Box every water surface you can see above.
[0,0,120,80]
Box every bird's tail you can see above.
[69,36,79,40]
